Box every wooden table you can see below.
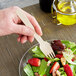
[0,4,76,76]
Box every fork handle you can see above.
[16,9,44,44]
[34,33,44,44]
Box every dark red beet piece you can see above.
[51,40,65,51]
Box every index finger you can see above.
[17,7,43,36]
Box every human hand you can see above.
[0,6,42,43]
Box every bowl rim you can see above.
[19,43,39,76]
[19,39,58,76]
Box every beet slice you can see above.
[51,40,65,51]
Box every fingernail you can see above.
[22,40,27,44]
[41,32,43,36]
[40,28,43,36]
[39,32,43,36]
[32,37,34,42]
[17,38,20,42]
[30,38,34,43]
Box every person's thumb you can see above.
[13,24,35,36]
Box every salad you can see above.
[23,40,76,76]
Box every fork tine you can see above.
[48,54,52,59]
[52,52,55,58]
[44,53,48,58]
[52,51,55,57]
[16,9,55,60]
[49,52,54,58]
[50,49,55,57]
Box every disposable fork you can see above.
[16,8,55,58]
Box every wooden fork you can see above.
[16,8,55,58]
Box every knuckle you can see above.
[8,24,13,31]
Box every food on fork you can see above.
[23,40,76,76]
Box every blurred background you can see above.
[0,0,39,9]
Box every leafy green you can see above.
[73,61,76,75]
[69,64,76,76]
[61,40,76,48]
[61,40,76,54]
[45,66,51,76]
[24,64,34,76]
[48,58,60,62]
[32,66,40,73]
[32,46,45,58]
[39,59,47,76]
[59,67,67,76]
[71,46,76,54]
[33,54,45,58]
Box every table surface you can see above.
[0,4,76,76]
[0,0,38,9]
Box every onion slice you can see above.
[63,51,76,65]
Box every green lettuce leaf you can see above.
[32,66,40,73]
[24,64,34,76]
[39,59,47,76]
[61,40,76,48]
[59,67,67,76]
[74,61,76,74]
[69,64,76,76]
[61,40,76,54]
[48,58,60,62]
[32,46,45,58]
[71,46,76,54]
[45,66,51,76]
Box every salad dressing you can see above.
[53,0,76,25]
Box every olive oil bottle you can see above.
[53,0,76,25]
